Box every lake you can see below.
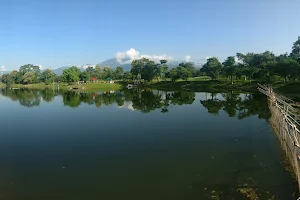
[0,88,298,200]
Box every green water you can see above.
[0,88,298,200]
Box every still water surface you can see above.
[0,89,298,199]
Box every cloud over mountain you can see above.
[1,65,6,71]
[116,48,173,64]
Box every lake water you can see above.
[0,88,298,200]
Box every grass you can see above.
[71,82,122,92]
[3,82,123,92]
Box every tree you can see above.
[131,58,158,81]
[167,68,180,82]
[41,69,55,84]
[62,66,81,83]
[19,64,41,75]
[177,67,189,81]
[22,72,35,84]
[157,60,169,81]
[275,57,300,82]
[1,74,14,86]
[123,72,133,81]
[290,36,300,61]
[222,56,236,83]
[200,57,222,80]
[102,66,114,79]
[94,65,102,79]
[114,66,124,80]
[10,70,22,84]
[79,71,90,82]
[178,62,196,77]
[86,66,95,77]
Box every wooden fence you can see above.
[258,84,300,195]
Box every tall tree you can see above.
[200,57,222,80]
[290,36,300,61]
[41,69,55,84]
[114,66,124,80]
[131,58,158,81]
[22,72,35,84]
[222,56,236,83]
[62,66,81,83]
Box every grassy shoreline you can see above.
[1,79,300,97]
[2,82,123,92]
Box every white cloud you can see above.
[116,48,173,64]
[234,57,243,64]
[116,48,140,63]
[82,64,96,69]
[0,65,6,71]
[36,64,43,70]
[205,56,212,60]
[185,55,191,62]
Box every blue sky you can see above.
[0,0,300,71]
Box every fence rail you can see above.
[258,84,300,196]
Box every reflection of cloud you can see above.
[118,101,135,111]
[116,48,173,64]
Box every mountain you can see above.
[98,58,131,71]
[52,66,70,76]
[50,59,204,75]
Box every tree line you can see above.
[1,36,300,86]
[130,36,300,82]
[0,64,126,86]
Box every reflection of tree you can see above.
[200,92,270,120]
[18,90,41,107]
[237,94,271,120]
[63,92,81,108]
[131,90,164,113]
[41,89,55,102]
[0,89,42,107]
[222,93,241,117]
[200,93,223,115]
[169,92,195,105]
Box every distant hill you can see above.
[50,59,204,75]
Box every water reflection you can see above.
[0,89,269,119]
[200,92,270,120]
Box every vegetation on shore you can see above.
[3,82,122,92]
[1,36,300,93]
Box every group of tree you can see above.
[130,58,198,82]
[0,64,126,86]
[200,36,300,82]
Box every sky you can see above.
[0,0,300,71]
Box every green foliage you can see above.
[1,74,14,86]
[79,71,90,82]
[102,66,114,79]
[114,66,124,80]
[290,36,300,61]
[123,72,133,80]
[201,57,222,80]
[62,66,81,83]
[22,72,36,84]
[41,69,56,84]
[19,64,41,76]
[131,58,158,81]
